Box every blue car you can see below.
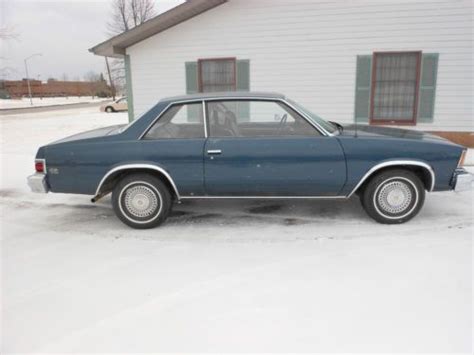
[28,92,472,229]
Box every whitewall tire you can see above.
[361,169,425,224]
[112,173,172,229]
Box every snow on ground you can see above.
[0,107,472,353]
[0,96,109,109]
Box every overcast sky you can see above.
[1,0,184,81]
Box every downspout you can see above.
[124,54,135,123]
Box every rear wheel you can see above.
[112,173,172,229]
[361,169,425,224]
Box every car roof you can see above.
[159,91,286,103]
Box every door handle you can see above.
[207,149,222,155]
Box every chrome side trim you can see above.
[180,195,345,200]
[347,160,436,198]
[94,164,180,199]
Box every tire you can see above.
[105,106,114,113]
[112,173,172,229]
[361,169,425,224]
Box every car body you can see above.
[100,97,128,112]
[28,92,472,228]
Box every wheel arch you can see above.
[348,160,435,197]
[92,164,180,202]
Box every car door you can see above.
[140,101,206,196]
[204,100,346,196]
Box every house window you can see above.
[370,51,422,125]
[198,58,236,92]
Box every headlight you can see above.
[458,150,467,168]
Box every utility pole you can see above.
[24,53,42,105]
[105,57,116,101]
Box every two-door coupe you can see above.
[28,92,472,229]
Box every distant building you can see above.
[0,78,112,98]
[90,0,473,147]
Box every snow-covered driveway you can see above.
[1,107,472,353]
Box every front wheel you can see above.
[105,106,114,113]
[112,173,172,229]
[361,169,425,224]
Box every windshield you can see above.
[287,99,337,134]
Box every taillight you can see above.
[35,160,45,173]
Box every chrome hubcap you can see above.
[377,181,412,214]
[124,185,158,218]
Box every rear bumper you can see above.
[453,169,473,192]
[27,173,49,193]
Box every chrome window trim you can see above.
[346,160,435,197]
[138,96,332,139]
[202,99,208,138]
[180,195,345,200]
[94,164,181,199]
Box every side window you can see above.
[144,102,204,139]
[207,100,320,138]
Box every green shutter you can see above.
[236,59,250,121]
[354,55,372,123]
[185,61,199,121]
[236,60,250,91]
[418,53,439,123]
[185,61,198,94]
[124,54,134,122]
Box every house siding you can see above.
[127,0,473,132]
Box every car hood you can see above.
[340,124,451,144]
[51,124,126,144]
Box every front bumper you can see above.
[27,173,49,193]
[453,169,473,192]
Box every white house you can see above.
[90,0,473,147]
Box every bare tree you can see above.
[107,0,155,36]
[83,70,101,82]
[0,26,19,79]
[106,0,156,98]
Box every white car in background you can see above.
[100,97,127,113]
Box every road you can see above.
[0,99,111,115]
